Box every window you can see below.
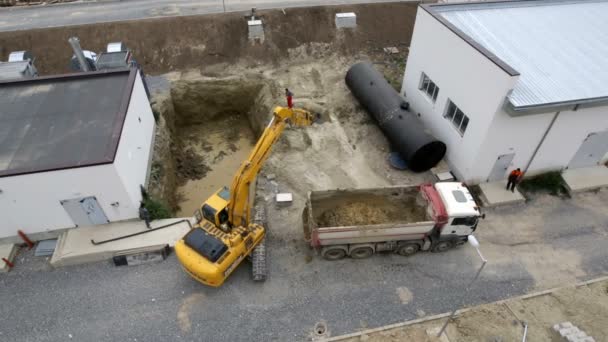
[419,72,439,102]
[444,100,470,136]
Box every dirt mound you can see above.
[316,195,425,227]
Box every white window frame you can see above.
[419,72,439,103]
[444,100,470,136]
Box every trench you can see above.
[149,76,275,216]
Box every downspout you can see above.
[522,111,560,175]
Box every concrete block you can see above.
[335,12,356,28]
[383,47,399,54]
[478,181,525,207]
[50,218,192,267]
[559,327,580,337]
[554,322,574,331]
[567,332,591,342]
[248,19,264,40]
[436,171,455,182]
[276,193,293,206]
[562,166,608,193]
[0,243,18,272]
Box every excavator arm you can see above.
[228,106,315,227]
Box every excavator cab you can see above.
[195,187,231,230]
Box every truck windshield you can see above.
[452,216,478,226]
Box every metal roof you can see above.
[0,68,137,177]
[432,0,608,109]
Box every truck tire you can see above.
[431,240,453,253]
[396,243,419,256]
[321,246,347,261]
[349,246,374,259]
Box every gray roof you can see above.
[432,0,608,109]
[0,68,137,177]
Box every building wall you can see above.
[528,106,608,174]
[0,165,134,238]
[401,8,519,183]
[474,107,554,182]
[113,72,156,211]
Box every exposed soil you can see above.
[316,195,425,227]
[173,115,256,217]
[147,41,434,220]
[0,2,418,75]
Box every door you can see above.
[568,131,608,169]
[61,196,109,227]
[487,153,515,182]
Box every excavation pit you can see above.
[150,77,275,216]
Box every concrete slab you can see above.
[0,243,18,272]
[479,181,525,207]
[50,218,193,268]
[562,166,608,193]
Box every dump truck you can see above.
[303,182,483,260]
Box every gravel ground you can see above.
[1,190,608,341]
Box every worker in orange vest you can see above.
[506,168,522,192]
[285,88,294,109]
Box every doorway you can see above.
[568,131,608,169]
[487,153,515,182]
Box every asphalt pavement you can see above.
[0,0,406,32]
[1,191,607,341]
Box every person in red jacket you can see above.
[506,168,522,192]
[285,88,293,109]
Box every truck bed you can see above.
[311,187,427,228]
[303,186,435,247]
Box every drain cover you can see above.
[313,322,328,337]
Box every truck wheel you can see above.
[397,243,419,256]
[349,246,374,259]
[321,246,347,261]
[431,240,453,253]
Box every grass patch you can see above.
[140,187,173,220]
[518,171,566,196]
[142,197,172,220]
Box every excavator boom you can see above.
[174,105,315,287]
[228,106,315,227]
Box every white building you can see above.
[0,67,155,239]
[402,0,608,184]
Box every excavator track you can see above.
[251,204,267,282]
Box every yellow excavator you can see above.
[174,106,316,287]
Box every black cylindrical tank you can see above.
[345,62,446,172]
